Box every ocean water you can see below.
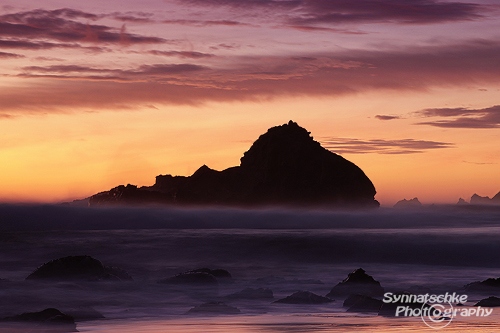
[0,204,500,332]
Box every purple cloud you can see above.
[375,115,400,120]
[416,105,500,128]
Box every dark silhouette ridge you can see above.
[88,121,379,208]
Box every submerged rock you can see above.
[89,121,379,208]
[344,294,383,313]
[26,255,132,281]
[475,296,500,307]
[187,302,240,315]
[465,277,500,292]
[190,268,232,280]
[159,268,231,285]
[64,307,105,321]
[326,268,384,298]
[159,271,218,285]
[2,308,77,332]
[225,288,274,300]
[274,291,333,304]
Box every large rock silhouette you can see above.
[89,121,378,208]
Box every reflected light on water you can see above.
[76,313,500,333]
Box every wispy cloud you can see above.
[18,63,208,81]
[375,115,400,121]
[321,137,455,154]
[162,19,254,27]
[416,105,500,128]
[0,51,23,58]
[0,8,165,47]
[147,50,215,59]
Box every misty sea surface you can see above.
[1,204,500,332]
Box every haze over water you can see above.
[1,204,500,332]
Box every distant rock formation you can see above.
[326,268,384,298]
[470,192,500,205]
[26,255,132,281]
[393,197,422,209]
[88,121,379,208]
[274,291,333,304]
[457,198,468,205]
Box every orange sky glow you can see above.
[1,0,499,206]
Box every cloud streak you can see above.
[321,137,455,154]
[0,51,23,58]
[375,115,400,121]
[184,0,484,25]
[416,105,500,128]
[0,8,165,48]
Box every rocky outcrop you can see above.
[26,255,132,281]
[274,291,333,304]
[457,198,468,205]
[2,308,77,332]
[326,268,384,298]
[393,197,422,209]
[89,121,379,208]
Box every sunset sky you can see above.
[1,0,499,206]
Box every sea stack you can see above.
[89,121,379,208]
